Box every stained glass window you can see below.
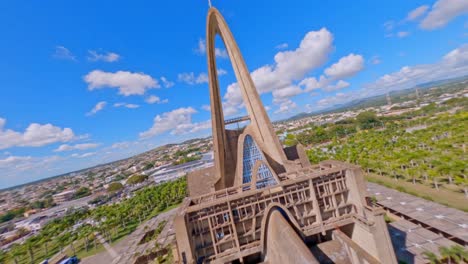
[242,135,277,188]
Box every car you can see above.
[58,256,79,264]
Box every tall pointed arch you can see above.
[206,8,287,188]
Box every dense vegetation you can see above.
[0,178,186,264]
[107,182,124,193]
[126,174,148,185]
[306,110,466,196]
[74,187,91,199]
[423,245,468,264]
[0,197,56,224]
[285,97,467,204]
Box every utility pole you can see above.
[386,92,392,107]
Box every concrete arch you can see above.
[206,8,287,189]
[251,160,280,190]
[259,203,304,257]
[233,129,282,188]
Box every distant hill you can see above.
[283,75,468,122]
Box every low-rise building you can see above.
[52,190,75,203]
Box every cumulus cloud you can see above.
[53,46,76,61]
[383,21,395,32]
[407,5,429,21]
[275,43,288,49]
[223,28,334,116]
[87,101,107,116]
[217,68,228,76]
[194,38,228,58]
[201,105,211,111]
[274,99,297,114]
[111,141,132,149]
[299,76,329,92]
[114,102,140,109]
[178,72,209,85]
[366,44,468,94]
[139,107,211,138]
[0,118,76,150]
[397,31,410,38]
[84,70,159,96]
[323,80,350,92]
[160,76,174,88]
[325,54,365,79]
[0,155,62,173]
[311,44,468,113]
[0,156,32,168]
[370,56,382,65]
[87,50,120,62]
[420,0,468,30]
[145,95,168,104]
[272,85,303,102]
[71,152,96,158]
[54,143,99,152]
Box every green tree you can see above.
[422,251,439,264]
[356,111,379,130]
[107,182,124,193]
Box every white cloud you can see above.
[272,85,303,101]
[140,107,211,138]
[397,31,410,38]
[0,156,32,168]
[201,105,211,111]
[195,38,228,58]
[370,56,382,65]
[145,95,168,104]
[71,152,96,158]
[84,70,159,96]
[366,44,468,94]
[274,99,297,114]
[111,141,132,149]
[299,76,329,92]
[87,101,107,116]
[87,50,120,62]
[172,120,211,135]
[323,80,350,92]
[420,0,468,30]
[54,143,99,152]
[0,118,76,150]
[53,46,76,61]
[160,76,174,88]
[114,102,140,109]
[275,43,288,49]
[217,68,227,76]
[407,5,429,21]
[223,28,334,116]
[0,155,62,173]
[178,72,209,85]
[383,21,395,31]
[325,54,365,79]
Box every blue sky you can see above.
[0,0,467,188]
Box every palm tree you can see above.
[41,235,51,258]
[9,243,22,264]
[439,246,454,264]
[0,250,7,264]
[450,245,468,263]
[422,251,439,264]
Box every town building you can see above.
[52,190,76,203]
